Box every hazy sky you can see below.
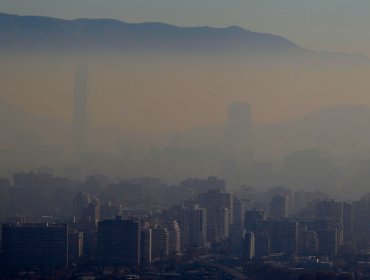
[0,0,370,56]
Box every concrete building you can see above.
[299,230,318,255]
[68,230,84,260]
[242,231,255,260]
[317,229,338,257]
[166,220,181,255]
[244,208,266,232]
[98,217,141,266]
[73,192,90,222]
[197,189,232,243]
[141,228,152,264]
[254,232,270,259]
[151,227,169,260]
[270,194,290,219]
[2,223,68,268]
[179,204,207,248]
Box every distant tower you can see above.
[73,65,88,154]
[225,102,252,153]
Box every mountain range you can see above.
[0,12,303,53]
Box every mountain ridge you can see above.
[0,12,303,52]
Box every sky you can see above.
[0,0,370,56]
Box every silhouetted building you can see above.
[179,204,207,248]
[298,229,318,256]
[242,231,255,260]
[233,196,249,228]
[98,217,141,266]
[317,229,338,257]
[151,227,169,260]
[179,177,226,194]
[69,230,84,260]
[2,223,68,268]
[244,208,266,232]
[275,220,298,255]
[141,228,152,264]
[73,65,88,154]
[353,195,370,240]
[83,198,101,226]
[316,200,345,244]
[197,189,232,243]
[166,220,181,255]
[225,102,252,153]
[254,233,270,258]
[73,192,90,222]
[268,186,293,217]
[270,194,290,219]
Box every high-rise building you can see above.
[298,230,318,256]
[166,220,181,255]
[2,223,68,268]
[179,177,226,195]
[83,198,101,226]
[98,217,141,266]
[275,220,298,255]
[225,102,252,153]
[68,230,84,260]
[317,229,338,257]
[73,192,90,222]
[73,65,88,154]
[268,186,293,217]
[254,233,270,258]
[312,218,342,257]
[260,219,298,254]
[316,200,353,242]
[151,227,169,260]
[141,228,152,264]
[242,231,255,260]
[353,195,370,240]
[244,208,266,232]
[233,196,249,228]
[178,204,207,248]
[197,189,232,243]
[270,194,290,219]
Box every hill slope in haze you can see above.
[0,12,303,53]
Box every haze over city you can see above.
[2,2,370,279]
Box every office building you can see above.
[166,220,181,255]
[197,189,232,243]
[151,227,169,260]
[73,192,90,222]
[2,223,68,268]
[254,233,270,258]
[98,217,141,266]
[270,194,290,219]
[244,208,266,232]
[69,230,84,260]
[141,228,152,264]
[242,231,255,260]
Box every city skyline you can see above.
[2,2,370,279]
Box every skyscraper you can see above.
[242,231,255,260]
[73,65,88,154]
[225,102,252,153]
[73,192,90,222]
